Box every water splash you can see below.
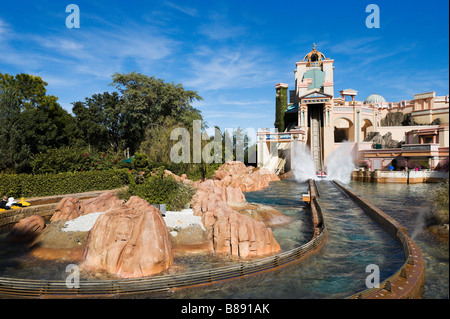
[325,142,355,184]
[411,207,432,240]
[292,141,317,183]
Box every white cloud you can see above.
[328,37,382,55]
[164,1,198,17]
[198,23,246,41]
[216,98,272,106]
[0,18,11,45]
[183,46,278,91]
[2,22,179,82]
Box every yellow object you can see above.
[19,197,31,207]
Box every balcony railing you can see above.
[257,130,306,142]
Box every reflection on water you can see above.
[0,179,447,298]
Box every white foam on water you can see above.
[325,142,355,184]
[293,141,317,183]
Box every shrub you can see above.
[407,161,422,170]
[419,161,430,170]
[30,147,125,174]
[429,179,449,225]
[0,169,130,198]
[358,161,368,169]
[127,173,196,211]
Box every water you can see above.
[0,180,447,298]
[325,143,355,184]
[292,141,356,184]
[293,141,317,183]
[171,179,406,299]
[346,182,449,299]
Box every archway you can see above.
[361,119,374,141]
[334,117,354,142]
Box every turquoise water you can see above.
[172,179,406,299]
[347,181,449,299]
[0,179,447,298]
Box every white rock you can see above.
[62,212,104,232]
[163,209,205,231]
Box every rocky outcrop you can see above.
[51,197,82,222]
[8,215,46,243]
[212,161,280,192]
[79,192,123,215]
[39,161,283,273]
[191,178,282,258]
[81,196,173,278]
[195,179,246,204]
[50,192,123,223]
[164,170,188,183]
[366,132,402,149]
[228,202,291,227]
[212,210,280,258]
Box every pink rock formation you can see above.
[213,161,280,192]
[8,215,46,243]
[195,179,246,204]
[51,197,82,222]
[50,192,123,223]
[211,208,280,258]
[164,170,185,182]
[191,181,281,258]
[160,163,283,258]
[80,192,123,215]
[81,196,173,278]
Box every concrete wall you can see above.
[351,169,449,183]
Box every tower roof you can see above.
[364,94,386,104]
[303,43,326,64]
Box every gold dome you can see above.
[303,43,326,65]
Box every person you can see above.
[6,197,22,208]
[0,196,11,210]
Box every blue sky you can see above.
[0,0,448,133]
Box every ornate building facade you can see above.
[257,45,449,174]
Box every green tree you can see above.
[274,85,288,132]
[72,92,125,152]
[0,73,50,110]
[110,72,203,153]
[0,72,76,173]
[0,87,31,172]
[19,99,76,156]
[139,116,182,164]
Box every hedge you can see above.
[0,169,130,198]
[127,174,196,211]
